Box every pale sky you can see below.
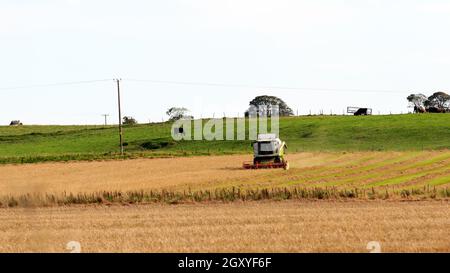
[1,0,450,124]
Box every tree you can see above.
[407,93,428,113]
[166,107,192,121]
[245,95,294,117]
[407,93,428,108]
[123,116,137,125]
[427,92,450,110]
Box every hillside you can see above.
[0,114,449,163]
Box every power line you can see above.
[0,77,414,94]
[0,79,112,91]
[125,78,411,94]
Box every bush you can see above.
[123,116,137,125]
[140,139,175,150]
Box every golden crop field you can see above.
[0,151,449,253]
[0,201,448,253]
[0,151,449,197]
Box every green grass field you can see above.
[1,114,450,163]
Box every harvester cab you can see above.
[243,134,289,170]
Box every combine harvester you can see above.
[243,134,289,170]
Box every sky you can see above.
[1,0,450,125]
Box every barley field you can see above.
[0,201,448,253]
[0,151,449,252]
[0,151,449,198]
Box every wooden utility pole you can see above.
[115,79,124,155]
[102,114,109,126]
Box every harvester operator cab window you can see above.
[256,141,276,155]
[260,142,274,152]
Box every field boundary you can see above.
[1,186,449,208]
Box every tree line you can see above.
[407,92,450,113]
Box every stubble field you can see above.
[0,201,448,253]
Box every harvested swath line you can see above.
[311,151,432,188]
[402,170,450,189]
[247,152,431,189]
[281,153,385,185]
[302,152,410,185]
[350,161,449,189]
[400,162,450,188]
[363,165,450,188]
[326,152,450,188]
[422,174,450,187]
[370,152,450,179]
[319,153,424,186]
[282,152,419,187]
[367,165,450,188]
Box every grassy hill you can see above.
[1,114,450,163]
